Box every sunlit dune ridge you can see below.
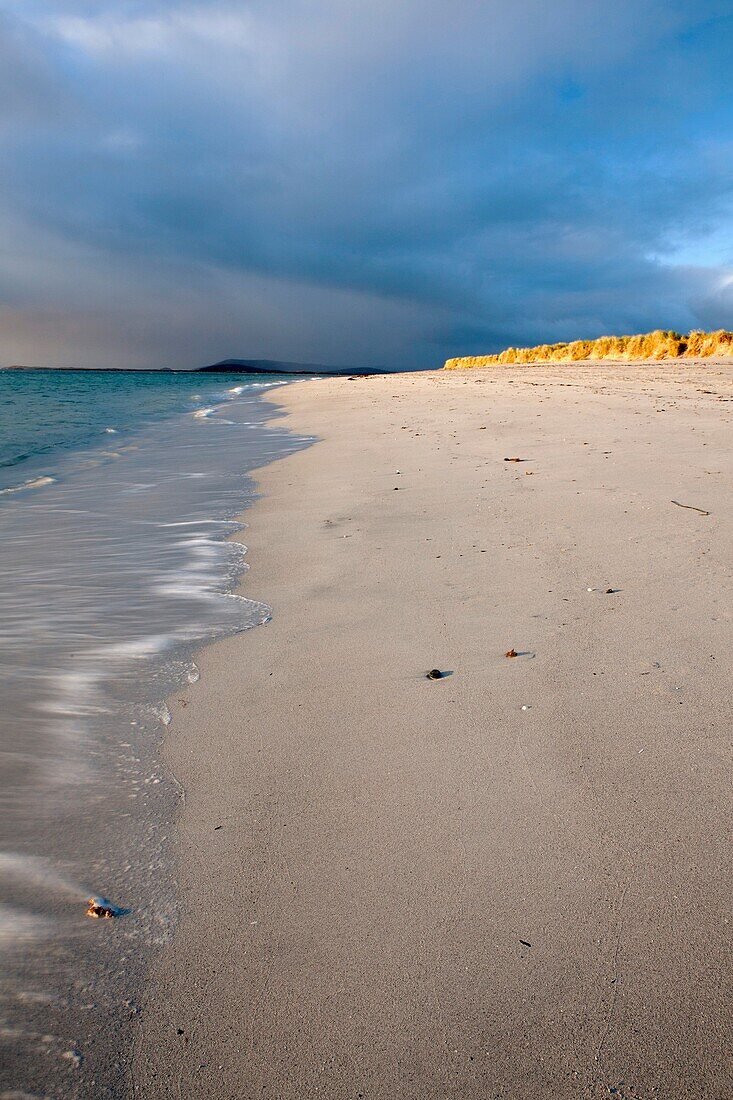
[444,329,733,368]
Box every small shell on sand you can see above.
[86,897,120,919]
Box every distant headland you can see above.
[444,329,733,369]
[197,359,383,375]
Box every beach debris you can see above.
[86,896,121,920]
[671,500,710,516]
[520,705,531,711]
[605,587,616,594]
[505,648,518,658]
[426,668,444,680]
[519,939,532,948]
[503,457,525,462]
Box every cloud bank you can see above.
[0,0,732,368]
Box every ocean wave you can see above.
[193,404,235,425]
[0,371,309,1059]
[0,475,56,496]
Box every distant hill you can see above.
[444,329,733,369]
[197,359,383,375]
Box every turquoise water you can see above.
[0,368,253,492]
[0,367,311,1098]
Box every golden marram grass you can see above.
[444,329,733,368]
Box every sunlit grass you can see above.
[444,329,733,369]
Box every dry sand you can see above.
[133,363,732,1100]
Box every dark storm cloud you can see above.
[0,0,732,367]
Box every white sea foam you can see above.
[152,702,172,727]
[0,853,89,900]
[40,667,108,719]
[88,633,175,664]
[193,406,216,419]
[0,476,56,496]
[153,543,221,597]
[158,519,238,527]
[0,904,53,946]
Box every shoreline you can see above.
[0,376,309,1100]
[134,363,732,1099]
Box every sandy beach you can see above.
[132,363,732,1099]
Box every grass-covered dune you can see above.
[444,329,733,369]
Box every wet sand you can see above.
[133,363,733,1099]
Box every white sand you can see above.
[133,363,733,1099]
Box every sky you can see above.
[1,1,732,369]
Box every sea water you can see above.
[0,368,311,1097]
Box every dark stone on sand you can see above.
[426,669,443,679]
